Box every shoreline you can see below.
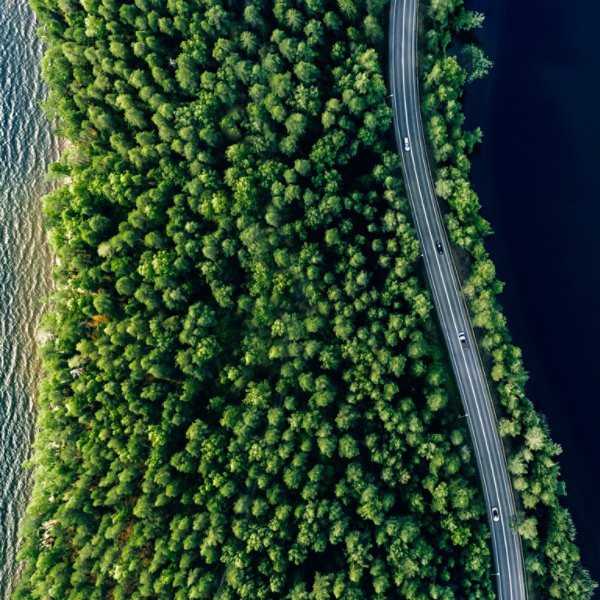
[461,0,600,585]
[0,1,63,595]
[417,1,596,596]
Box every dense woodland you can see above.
[423,1,596,598]
[14,0,594,599]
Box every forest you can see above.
[14,0,594,599]
[422,0,596,598]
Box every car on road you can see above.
[403,137,410,151]
[458,331,468,347]
[492,507,500,522]
[435,240,443,254]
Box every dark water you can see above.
[464,0,600,589]
[0,0,597,596]
[0,0,59,596]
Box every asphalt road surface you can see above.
[388,1,527,598]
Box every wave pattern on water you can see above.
[0,0,60,597]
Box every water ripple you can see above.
[0,0,60,596]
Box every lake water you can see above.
[464,0,600,590]
[1,0,598,596]
[0,0,59,596]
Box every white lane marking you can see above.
[391,0,526,597]
[399,7,525,594]
[407,17,526,586]
[396,6,514,595]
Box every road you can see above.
[388,0,527,598]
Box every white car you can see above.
[403,136,410,151]
[458,331,468,347]
[492,507,500,522]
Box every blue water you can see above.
[0,0,60,596]
[464,0,600,590]
[0,0,597,596]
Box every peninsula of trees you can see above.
[15,0,595,598]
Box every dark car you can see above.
[435,240,443,254]
[492,507,500,522]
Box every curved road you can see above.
[389,1,527,598]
